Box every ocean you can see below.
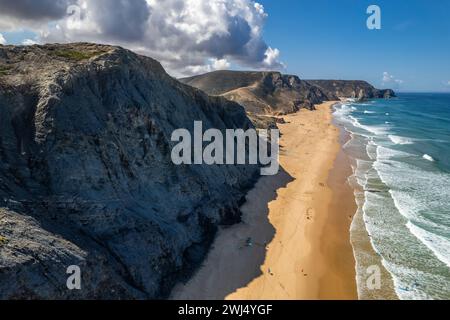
[333,93,450,300]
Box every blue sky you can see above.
[1,0,449,92]
[259,0,450,92]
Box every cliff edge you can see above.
[180,71,395,128]
[0,43,258,299]
[181,70,333,115]
[306,80,396,100]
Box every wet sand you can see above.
[171,102,358,300]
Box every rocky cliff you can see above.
[180,72,395,128]
[0,43,259,299]
[306,80,396,100]
[180,70,333,116]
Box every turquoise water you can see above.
[334,93,450,300]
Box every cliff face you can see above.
[306,80,396,100]
[181,70,333,116]
[180,72,395,129]
[0,43,259,299]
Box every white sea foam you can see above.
[354,159,372,187]
[388,135,415,145]
[382,260,436,300]
[423,154,434,162]
[366,141,378,160]
[376,145,414,160]
[361,163,450,299]
[349,115,390,136]
[333,104,356,119]
[374,150,450,268]
[336,98,450,300]
[364,110,376,114]
[407,222,450,268]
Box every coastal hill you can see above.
[181,70,332,115]
[180,71,395,128]
[307,80,396,100]
[0,43,259,299]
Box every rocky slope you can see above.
[180,70,333,116]
[180,72,395,128]
[0,43,259,299]
[306,80,396,100]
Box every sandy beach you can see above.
[171,101,358,300]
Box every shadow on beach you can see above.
[170,166,294,300]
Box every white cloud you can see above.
[253,3,267,17]
[382,72,403,88]
[0,0,75,20]
[0,0,76,30]
[212,58,231,70]
[0,33,6,45]
[22,38,38,45]
[0,0,284,77]
[263,47,283,68]
[184,58,231,75]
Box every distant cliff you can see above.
[306,80,396,100]
[181,71,333,115]
[0,43,259,299]
[180,72,395,128]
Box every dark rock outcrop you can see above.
[306,80,396,101]
[0,43,259,299]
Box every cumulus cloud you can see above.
[0,0,75,20]
[184,58,231,75]
[0,33,6,45]
[22,38,38,45]
[382,72,403,88]
[263,47,283,67]
[0,0,284,76]
[212,58,231,70]
[0,0,77,30]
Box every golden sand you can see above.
[171,102,358,300]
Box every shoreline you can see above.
[316,115,359,299]
[333,103,399,300]
[171,101,358,300]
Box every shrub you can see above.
[0,65,12,75]
[0,235,8,246]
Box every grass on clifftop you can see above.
[51,49,104,61]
